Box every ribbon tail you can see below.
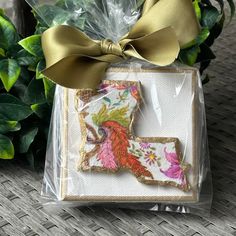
[123,27,180,66]
[43,56,109,89]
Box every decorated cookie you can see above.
[76,80,191,191]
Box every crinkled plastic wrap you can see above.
[26,0,212,215]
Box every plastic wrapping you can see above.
[26,0,143,41]
[26,0,212,215]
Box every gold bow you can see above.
[42,0,200,89]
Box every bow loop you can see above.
[123,27,180,66]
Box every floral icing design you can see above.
[97,136,117,170]
[160,147,190,187]
[77,80,191,191]
[129,143,161,167]
[139,142,151,150]
[144,151,157,165]
[101,84,140,108]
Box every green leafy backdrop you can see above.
[0,9,54,167]
[0,0,234,167]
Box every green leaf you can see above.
[0,15,19,50]
[197,44,216,63]
[103,97,111,104]
[27,62,38,72]
[201,6,221,29]
[181,28,210,49]
[6,43,22,58]
[18,127,38,153]
[10,68,31,101]
[43,78,55,104]
[179,46,200,66]
[32,9,48,33]
[24,79,46,105]
[36,60,46,80]
[0,59,21,92]
[0,94,33,121]
[204,11,225,48]
[195,28,210,45]
[18,35,43,58]
[35,3,86,30]
[31,103,51,120]
[193,0,201,20]
[11,82,28,102]
[32,10,48,29]
[35,5,70,27]
[0,134,14,159]
[16,49,39,66]
[19,67,31,83]
[0,119,21,134]
[0,48,5,56]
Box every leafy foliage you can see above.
[0,134,14,159]
[0,10,54,167]
[92,104,130,128]
[180,0,235,83]
[0,59,21,92]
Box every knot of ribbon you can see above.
[100,39,124,58]
[42,0,200,89]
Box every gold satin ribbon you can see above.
[42,0,200,89]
